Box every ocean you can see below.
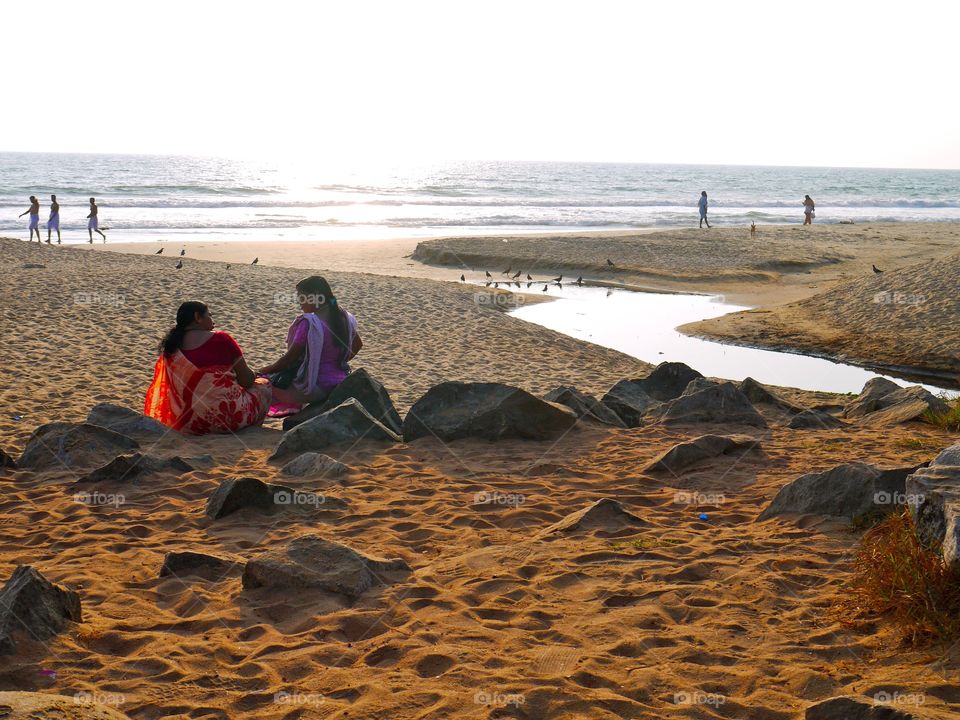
[2,152,959,243]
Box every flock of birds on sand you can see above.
[459,259,617,292]
[157,245,257,271]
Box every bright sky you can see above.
[2,0,958,169]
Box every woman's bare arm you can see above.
[234,357,256,389]
[258,343,306,375]
[348,332,363,360]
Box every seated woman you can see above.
[145,301,271,434]
[259,276,362,416]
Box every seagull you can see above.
[502,265,512,275]
[607,259,615,266]
[551,275,563,283]
[179,248,185,257]
[526,273,532,281]
[576,276,583,286]
[155,248,164,255]
[460,274,465,282]
[485,271,492,279]
[175,259,183,270]
[251,257,259,265]
[872,264,883,274]
[512,270,521,279]
[542,284,548,292]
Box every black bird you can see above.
[576,276,583,286]
[512,270,521,279]
[155,247,163,255]
[460,274,465,282]
[179,248,185,257]
[514,281,520,288]
[226,265,231,270]
[175,259,183,270]
[485,271,492,279]
[606,258,615,266]
[485,282,491,287]
[542,284,548,292]
[502,266,512,275]
[551,275,562,283]
[526,273,532,281]
[606,289,613,297]
[252,257,259,265]
[872,264,883,274]
[526,282,532,288]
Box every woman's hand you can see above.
[233,357,256,389]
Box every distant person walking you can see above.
[803,195,815,225]
[19,196,41,243]
[698,191,711,229]
[47,194,60,244]
[87,197,106,243]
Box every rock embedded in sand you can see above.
[540,498,645,536]
[17,422,139,471]
[682,377,720,394]
[643,434,761,475]
[86,403,170,437]
[739,377,806,414]
[0,691,133,719]
[160,551,235,579]
[787,409,846,430]
[241,535,410,599]
[759,462,927,521]
[906,444,960,570]
[205,477,342,519]
[282,368,404,436]
[600,380,660,427]
[402,382,577,442]
[542,386,627,428]
[271,398,402,460]
[645,382,767,427]
[78,453,193,484]
[0,565,82,655]
[804,695,920,719]
[279,452,351,478]
[0,449,16,469]
[843,378,903,417]
[844,377,948,426]
[601,362,705,427]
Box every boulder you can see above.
[540,498,645,536]
[17,423,139,471]
[160,551,235,579]
[600,380,660,427]
[271,398,401,460]
[242,535,410,599]
[739,377,806,414]
[0,449,16,469]
[843,378,905,418]
[402,382,577,442]
[86,403,169,436]
[282,368,403,435]
[645,382,767,427]
[601,362,703,427]
[759,462,927,521]
[906,444,960,570]
[205,477,341,520]
[0,692,132,719]
[788,410,846,430]
[77,453,193,484]
[805,696,919,720]
[643,434,761,475]
[0,566,82,655]
[682,377,720,395]
[279,452,352,478]
[844,378,948,425]
[542,386,627,428]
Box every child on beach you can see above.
[259,275,363,416]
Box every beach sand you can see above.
[2,235,960,718]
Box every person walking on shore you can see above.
[698,191,711,229]
[19,196,41,243]
[803,195,815,225]
[87,197,106,243]
[47,194,60,244]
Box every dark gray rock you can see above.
[644,434,761,475]
[844,378,948,426]
[739,377,806,414]
[17,423,139,471]
[681,377,720,395]
[86,403,169,436]
[906,444,960,570]
[0,691,133,719]
[160,551,235,579]
[205,477,341,519]
[843,378,904,418]
[543,386,626,428]
[539,498,645,536]
[0,566,82,655]
[600,363,704,427]
[279,452,351,478]
[636,362,704,401]
[645,382,767,427]
[403,382,577,442]
[600,380,660,427]
[759,462,927,521]
[242,535,410,599]
[271,398,402,460]
[77,453,193,484]
[788,409,846,430]
[805,696,918,720]
[282,368,403,435]
[0,449,16,469]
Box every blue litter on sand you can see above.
[698,513,709,521]
[12,415,22,421]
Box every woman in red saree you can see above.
[145,302,271,434]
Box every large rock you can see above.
[242,535,410,599]
[643,434,761,475]
[0,449,16,469]
[279,452,351,478]
[739,377,805,414]
[805,696,919,720]
[86,403,169,436]
[17,423,139,472]
[540,498,645,536]
[788,409,846,430]
[160,551,235,579]
[844,378,948,426]
[645,382,767,427]
[205,477,340,519]
[402,382,577,442]
[601,362,703,427]
[759,462,927,521]
[271,398,401,460]
[77,453,193,484]
[0,692,132,719]
[0,566,82,655]
[543,386,626,428]
[636,362,704,401]
[906,444,960,570]
[600,380,660,428]
[282,368,403,435]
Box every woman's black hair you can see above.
[159,301,208,356]
[296,275,351,368]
